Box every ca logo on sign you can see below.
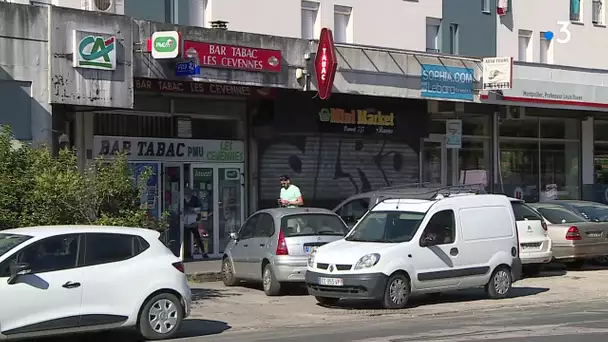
[151,31,181,59]
[73,31,116,70]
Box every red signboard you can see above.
[183,41,281,73]
[314,28,338,100]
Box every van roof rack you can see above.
[377,184,487,201]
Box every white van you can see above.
[305,192,522,309]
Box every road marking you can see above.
[351,324,608,342]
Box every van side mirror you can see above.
[420,235,435,247]
[7,263,31,285]
[230,232,239,241]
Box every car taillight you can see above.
[566,226,582,240]
[514,223,520,257]
[276,230,289,255]
[541,221,548,232]
[172,261,185,273]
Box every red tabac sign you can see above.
[314,28,338,100]
[183,41,281,73]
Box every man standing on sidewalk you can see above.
[279,175,304,208]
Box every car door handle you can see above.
[243,244,248,247]
[450,248,459,256]
[259,244,265,247]
[62,281,81,289]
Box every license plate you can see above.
[521,243,541,250]
[318,277,343,286]
[587,232,602,238]
[304,246,318,254]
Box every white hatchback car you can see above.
[0,225,191,341]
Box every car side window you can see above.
[512,202,542,221]
[0,234,82,277]
[422,210,456,246]
[239,215,259,240]
[84,233,148,267]
[337,198,370,224]
[255,213,275,238]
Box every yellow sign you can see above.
[319,108,395,126]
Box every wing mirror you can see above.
[8,263,31,285]
[229,232,239,241]
[420,235,435,248]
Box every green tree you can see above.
[0,127,167,230]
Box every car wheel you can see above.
[222,257,238,286]
[315,296,340,306]
[138,293,183,341]
[262,264,282,296]
[565,259,586,270]
[593,255,608,265]
[486,266,512,299]
[382,273,411,309]
[522,264,542,277]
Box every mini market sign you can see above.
[73,30,116,70]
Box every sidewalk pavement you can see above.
[185,259,223,282]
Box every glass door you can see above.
[421,136,447,186]
[190,164,244,257]
[162,164,184,259]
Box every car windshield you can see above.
[533,206,587,224]
[281,214,348,237]
[0,233,32,258]
[345,211,425,243]
[570,203,608,222]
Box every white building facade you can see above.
[11,0,442,51]
[496,0,608,68]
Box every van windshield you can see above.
[345,211,425,243]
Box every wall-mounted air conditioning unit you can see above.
[82,0,124,15]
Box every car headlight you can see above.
[307,249,317,267]
[354,253,381,270]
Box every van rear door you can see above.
[511,200,548,252]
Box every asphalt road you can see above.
[171,299,608,342]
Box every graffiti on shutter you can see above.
[259,135,419,208]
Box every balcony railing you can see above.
[593,0,603,24]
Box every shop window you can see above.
[540,117,579,139]
[594,144,608,184]
[540,142,579,200]
[189,118,241,140]
[459,139,491,187]
[499,141,540,202]
[594,120,608,141]
[499,116,539,138]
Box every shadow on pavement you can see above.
[31,319,231,342]
[191,287,242,301]
[235,282,310,296]
[328,286,550,311]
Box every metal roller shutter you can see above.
[258,135,419,209]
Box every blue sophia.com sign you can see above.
[420,64,474,101]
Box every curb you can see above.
[187,271,222,283]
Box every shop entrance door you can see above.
[162,163,184,259]
[420,135,459,186]
[189,164,245,258]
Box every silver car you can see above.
[221,207,349,296]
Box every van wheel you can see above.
[138,293,183,340]
[382,273,411,309]
[222,258,238,286]
[262,264,282,296]
[486,266,512,299]
[315,296,340,306]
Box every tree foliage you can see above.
[0,127,167,230]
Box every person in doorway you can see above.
[279,175,304,208]
[184,187,209,259]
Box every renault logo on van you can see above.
[328,265,334,272]
[527,226,533,233]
